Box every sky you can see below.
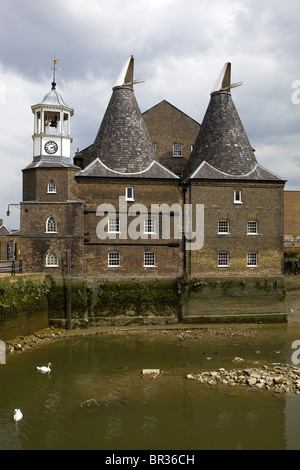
[0,0,300,229]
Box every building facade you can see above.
[19,57,286,322]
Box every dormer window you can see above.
[47,181,56,193]
[126,187,134,201]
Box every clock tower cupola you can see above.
[31,60,74,164]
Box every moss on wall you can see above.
[0,277,50,324]
[181,276,287,321]
[46,275,90,327]
[93,280,179,318]
[284,250,300,275]
[0,276,51,340]
[0,273,288,337]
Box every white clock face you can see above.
[44,141,58,154]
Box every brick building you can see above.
[0,220,20,261]
[20,58,285,288]
[184,64,285,279]
[283,191,300,249]
[142,100,200,176]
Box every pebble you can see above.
[186,364,300,394]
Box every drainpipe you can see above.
[181,181,188,276]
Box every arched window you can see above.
[46,252,58,267]
[46,216,57,233]
[47,181,56,193]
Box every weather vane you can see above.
[49,58,60,90]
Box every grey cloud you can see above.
[1,0,300,228]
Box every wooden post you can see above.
[67,249,72,330]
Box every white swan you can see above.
[37,362,52,373]
[13,409,23,421]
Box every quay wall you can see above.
[0,274,287,340]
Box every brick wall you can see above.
[284,191,300,236]
[23,166,79,202]
[76,177,183,278]
[143,100,200,175]
[187,181,284,277]
[20,201,84,275]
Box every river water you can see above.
[1,280,300,451]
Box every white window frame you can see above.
[47,181,56,193]
[247,252,258,267]
[218,220,230,234]
[108,252,120,267]
[144,218,156,234]
[125,187,134,201]
[247,221,258,235]
[144,252,156,267]
[108,218,120,233]
[173,144,183,158]
[218,252,229,267]
[46,251,58,267]
[46,216,57,233]
[234,190,242,204]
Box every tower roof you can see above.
[184,63,283,182]
[185,89,257,178]
[41,88,69,107]
[90,56,156,174]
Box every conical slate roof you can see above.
[90,85,156,173]
[185,90,258,179]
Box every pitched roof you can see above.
[23,160,79,170]
[75,158,179,179]
[190,160,284,182]
[0,224,12,236]
[143,99,201,127]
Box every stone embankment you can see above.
[187,362,300,395]
[5,328,67,353]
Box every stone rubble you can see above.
[186,364,300,394]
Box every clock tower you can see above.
[21,63,84,276]
[31,76,74,164]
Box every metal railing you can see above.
[0,260,22,276]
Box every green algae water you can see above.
[1,320,300,450]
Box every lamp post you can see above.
[6,204,20,217]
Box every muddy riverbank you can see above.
[4,322,261,353]
[3,275,300,398]
[4,322,300,396]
